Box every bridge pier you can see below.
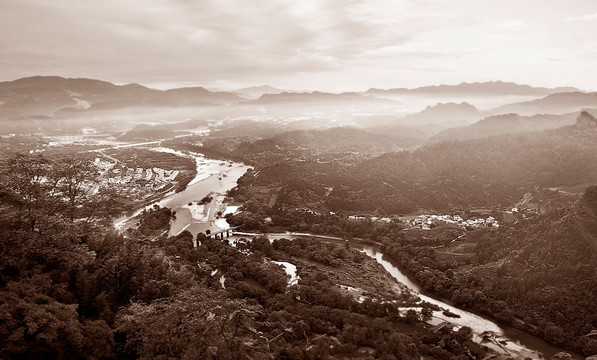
[204,227,237,240]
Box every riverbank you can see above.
[113,149,250,235]
[163,160,250,237]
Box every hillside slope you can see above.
[327,112,597,213]
[381,186,597,356]
[426,111,584,144]
[491,92,597,116]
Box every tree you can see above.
[1,153,58,232]
[54,156,97,220]
[0,280,112,360]
[544,325,566,344]
[405,309,420,324]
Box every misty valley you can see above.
[1,76,597,360]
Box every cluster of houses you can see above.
[348,215,392,223]
[410,214,499,230]
[93,157,179,190]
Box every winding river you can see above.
[357,243,582,360]
[113,150,251,236]
[232,232,583,360]
[134,150,582,360]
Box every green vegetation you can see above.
[126,205,174,241]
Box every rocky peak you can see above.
[576,111,597,130]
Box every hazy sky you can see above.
[1,0,596,91]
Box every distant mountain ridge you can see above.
[233,85,287,99]
[366,80,580,97]
[426,111,588,144]
[0,76,401,119]
[397,102,481,125]
[0,76,246,118]
[491,92,597,116]
[0,76,588,124]
[252,91,394,105]
[119,123,177,141]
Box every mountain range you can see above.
[1,76,594,129]
[0,76,395,119]
[0,76,246,118]
[398,102,481,125]
[366,80,580,97]
[490,92,597,116]
[252,91,394,105]
[426,111,586,144]
[233,85,286,99]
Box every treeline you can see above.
[126,205,173,240]
[226,197,406,242]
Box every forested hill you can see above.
[426,111,582,144]
[478,186,597,352]
[265,127,399,154]
[381,186,597,355]
[326,112,597,213]
[191,127,401,165]
[119,123,177,141]
[491,91,597,116]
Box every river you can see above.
[113,149,250,236]
[138,150,581,360]
[157,159,250,237]
[357,245,582,360]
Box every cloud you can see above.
[565,12,597,21]
[495,20,527,29]
[0,0,596,91]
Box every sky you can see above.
[1,0,596,91]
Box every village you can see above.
[408,213,499,230]
[345,212,500,230]
[293,206,503,230]
[93,157,181,198]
